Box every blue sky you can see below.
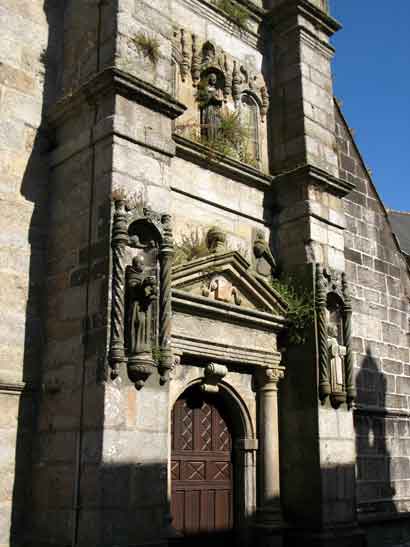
[329,1,410,211]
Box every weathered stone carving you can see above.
[109,195,174,388]
[199,71,224,141]
[202,274,242,306]
[253,230,276,278]
[125,255,157,389]
[315,264,355,408]
[206,226,227,253]
[201,363,228,393]
[327,323,346,407]
[173,29,269,119]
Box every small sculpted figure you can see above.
[253,230,276,277]
[327,323,346,388]
[200,72,223,141]
[125,254,157,356]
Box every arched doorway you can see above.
[171,385,234,542]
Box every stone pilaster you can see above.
[265,2,364,545]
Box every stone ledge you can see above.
[273,163,355,198]
[354,404,410,419]
[48,68,187,128]
[358,504,410,524]
[174,134,273,190]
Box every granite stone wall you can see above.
[0,2,64,545]
[336,104,410,540]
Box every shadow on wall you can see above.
[10,1,65,545]
[355,347,405,547]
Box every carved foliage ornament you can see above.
[109,196,174,389]
[315,264,355,409]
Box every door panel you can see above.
[171,389,233,538]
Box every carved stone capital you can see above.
[256,367,285,391]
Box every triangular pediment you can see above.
[172,251,288,317]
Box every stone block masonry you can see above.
[0,2,64,545]
[336,103,410,527]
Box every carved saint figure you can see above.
[327,324,346,388]
[125,255,157,356]
[200,72,223,141]
[253,230,276,277]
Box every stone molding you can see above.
[276,199,347,230]
[172,332,282,367]
[48,68,187,128]
[273,164,355,198]
[174,134,273,190]
[354,405,410,419]
[0,380,35,394]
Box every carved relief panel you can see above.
[172,29,269,171]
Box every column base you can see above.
[253,503,285,547]
[285,523,365,547]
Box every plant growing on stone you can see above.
[213,0,249,30]
[174,228,209,266]
[271,276,314,346]
[131,32,160,65]
[175,110,259,168]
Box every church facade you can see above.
[1,1,410,547]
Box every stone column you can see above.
[109,197,128,379]
[158,214,174,385]
[255,367,285,544]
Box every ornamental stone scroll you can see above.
[108,196,175,389]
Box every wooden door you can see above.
[171,389,233,539]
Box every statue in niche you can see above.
[326,298,347,407]
[253,230,276,278]
[199,71,224,141]
[327,323,346,389]
[125,254,157,357]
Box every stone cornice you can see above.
[181,0,265,49]
[48,68,187,128]
[267,0,341,38]
[273,164,355,198]
[174,134,273,190]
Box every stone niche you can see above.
[315,264,356,409]
[171,27,269,173]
